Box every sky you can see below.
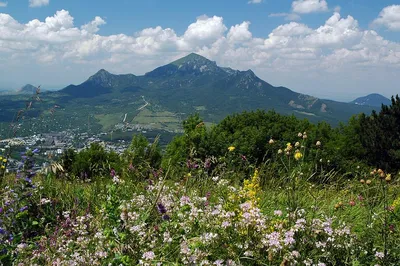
[0,0,399,101]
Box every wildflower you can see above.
[213,259,224,266]
[385,174,391,182]
[375,252,384,259]
[269,139,275,144]
[157,202,167,214]
[366,180,372,185]
[110,168,116,177]
[285,143,293,153]
[278,149,283,154]
[274,210,283,216]
[360,179,365,184]
[241,154,247,161]
[1,165,4,169]
[284,230,295,245]
[316,141,321,146]
[2,158,6,163]
[142,251,155,260]
[228,146,235,152]
[349,200,356,207]
[180,195,191,205]
[294,151,303,161]
[298,132,303,137]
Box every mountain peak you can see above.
[91,69,111,77]
[171,53,215,67]
[351,93,391,107]
[145,53,225,78]
[87,69,115,87]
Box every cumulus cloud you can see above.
[373,5,400,31]
[227,21,252,43]
[29,0,49,8]
[0,2,7,7]
[179,15,227,49]
[292,0,328,14]
[0,9,399,99]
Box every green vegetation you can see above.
[1,80,400,264]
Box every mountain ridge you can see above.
[0,53,379,137]
[55,53,376,127]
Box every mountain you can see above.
[16,84,37,94]
[351,93,391,107]
[0,53,377,136]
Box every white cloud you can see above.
[29,0,49,8]
[248,0,262,4]
[227,21,252,43]
[0,2,7,7]
[269,13,301,21]
[292,0,328,14]
[179,15,227,49]
[0,9,399,100]
[373,5,400,31]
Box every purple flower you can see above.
[19,206,28,212]
[157,202,167,214]
[0,208,2,213]
[0,228,5,235]
[162,214,170,221]
[32,148,40,154]
[110,169,116,177]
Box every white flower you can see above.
[142,251,155,260]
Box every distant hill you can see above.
[0,53,377,136]
[16,84,37,95]
[351,93,391,107]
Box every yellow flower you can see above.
[2,159,6,163]
[0,156,2,160]
[1,165,4,169]
[228,146,235,152]
[294,151,303,161]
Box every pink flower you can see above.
[142,251,155,260]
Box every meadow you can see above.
[1,97,400,265]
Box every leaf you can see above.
[32,221,39,226]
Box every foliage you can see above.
[357,95,400,171]
[59,143,121,180]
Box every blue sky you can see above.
[0,0,400,101]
